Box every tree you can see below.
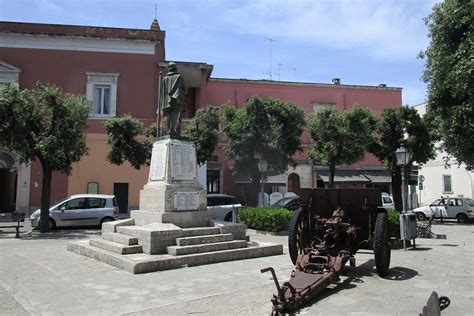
[104,106,220,168]
[369,106,435,211]
[182,106,220,165]
[307,106,376,188]
[0,82,90,232]
[222,96,306,205]
[420,0,474,169]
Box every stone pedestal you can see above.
[132,136,212,228]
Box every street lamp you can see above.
[395,146,412,213]
[258,160,268,207]
[396,146,414,251]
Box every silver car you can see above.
[30,194,119,229]
[207,194,242,221]
[413,197,474,223]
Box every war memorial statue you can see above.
[159,62,186,137]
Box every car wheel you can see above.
[100,217,115,226]
[456,213,468,223]
[416,212,427,222]
[49,218,56,230]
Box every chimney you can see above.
[332,78,341,85]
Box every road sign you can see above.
[419,175,425,183]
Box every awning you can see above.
[360,170,391,183]
[316,170,370,183]
[234,174,287,185]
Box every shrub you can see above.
[238,207,293,232]
[387,210,401,239]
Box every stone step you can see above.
[176,233,233,246]
[102,233,139,246]
[181,227,221,237]
[68,240,284,274]
[89,239,142,255]
[167,240,248,256]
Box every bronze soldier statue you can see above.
[160,62,186,136]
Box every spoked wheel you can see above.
[288,208,311,264]
[373,212,391,277]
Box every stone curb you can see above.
[245,228,288,236]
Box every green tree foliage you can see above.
[307,106,375,188]
[420,0,474,169]
[222,96,305,205]
[104,115,152,169]
[369,106,435,211]
[104,106,220,169]
[182,107,220,165]
[0,83,90,232]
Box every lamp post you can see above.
[396,146,413,251]
[258,160,268,207]
[395,146,411,213]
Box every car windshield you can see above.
[430,199,446,206]
[273,198,293,207]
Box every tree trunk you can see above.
[391,167,403,212]
[328,160,336,188]
[40,163,52,233]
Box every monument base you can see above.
[131,209,214,228]
[139,181,207,213]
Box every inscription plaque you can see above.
[149,142,167,180]
[174,192,200,211]
[170,143,196,180]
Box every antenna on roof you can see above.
[278,63,296,81]
[265,36,277,81]
[154,3,157,19]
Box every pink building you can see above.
[0,21,401,214]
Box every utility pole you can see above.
[265,36,277,80]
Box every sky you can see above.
[0,0,439,106]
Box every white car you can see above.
[381,193,395,210]
[30,194,119,229]
[413,197,474,223]
[207,194,242,222]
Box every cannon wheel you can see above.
[288,208,311,264]
[374,212,391,277]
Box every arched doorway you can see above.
[287,173,300,194]
[0,151,17,212]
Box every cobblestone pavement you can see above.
[0,221,473,315]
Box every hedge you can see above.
[387,210,401,238]
[238,207,293,232]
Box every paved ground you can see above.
[0,221,473,315]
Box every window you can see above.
[86,72,119,117]
[383,197,393,204]
[443,175,452,193]
[88,198,106,208]
[455,199,463,206]
[64,198,87,210]
[207,170,220,193]
[94,86,111,115]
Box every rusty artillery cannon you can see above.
[261,189,391,314]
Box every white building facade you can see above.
[414,103,474,205]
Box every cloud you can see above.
[216,0,437,61]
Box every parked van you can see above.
[381,193,395,210]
